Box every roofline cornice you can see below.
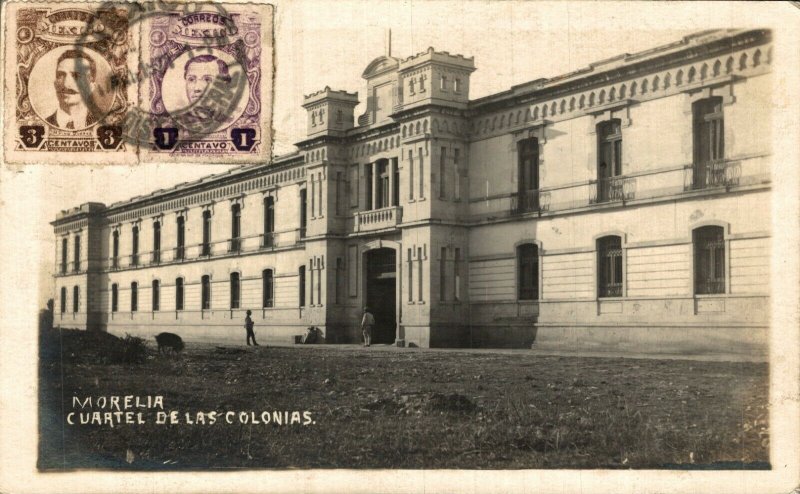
[469,29,771,114]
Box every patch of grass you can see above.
[38,337,769,470]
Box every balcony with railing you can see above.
[684,159,741,191]
[260,233,275,249]
[354,206,403,233]
[589,176,637,204]
[469,154,769,222]
[511,190,551,215]
[174,246,186,261]
[131,253,139,267]
[228,237,242,253]
[151,250,161,265]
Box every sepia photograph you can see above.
[1,1,799,493]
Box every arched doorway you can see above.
[365,248,397,344]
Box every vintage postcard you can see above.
[1,1,799,494]
[138,3,274,163]
[2,2,139,165]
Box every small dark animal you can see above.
[155,332,185,355]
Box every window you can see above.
[201,210,211,256]
[597,236,623,298]
[694,226,725,294]
[112,231,119,268]
[453,148,461,201]
[263,196,275,247]
[298,266,306,307]
[131,226,139,266]
[517,244,539,300]
[231,204,241,252]
[111,284,118,312]
[439,148,447,199]
[597,120,623,202]
[418,148,424,198]
[335,259,344,305]
[152,280,160,311]
[349,164,359,208]
[176,216,185,260]
[408,150,415,200]
[73,235,81,272]
[230,272,240,309]
[440,75,447,91]
[454,248,461,301]
[692,97,725,188]
[517,138,539,212]
[454,78,461,93]
[152,221,161,264]
[299,189,307,237]
[377,160,390,208]
[60,287,66,313]
[175,277,184,311]
[393,159,400,207]
[201,275,211,310]
[61,238,68,274]
[262,269,274,308]
[417,247,423,302]
[365,164,373,210]
[336,172,345,216]
[130,282,138,312]
[440,247,447,301]
[72,286,79,313]
[408,248,414,302]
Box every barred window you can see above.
[299,266,306,307]
[130,282,138,312]
[693,226,725,295]
[111,284,118,312]
[597,236,623,298]
[201,275,211,310]
[152,280,160,311]
[175,277,184,311]
[262,269,274,308]
[517,244,539,300]
[230,272,241,309]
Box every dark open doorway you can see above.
[365,248,396,344]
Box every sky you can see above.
[20,0,776,307]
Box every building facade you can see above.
[52,29,772,355]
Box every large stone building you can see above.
[52,29,772,355]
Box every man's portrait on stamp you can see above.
[160,50,248,132]
[35,47,112,130]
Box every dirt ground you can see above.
[39,330,769,470]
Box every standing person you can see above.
[244,310,258,346]
[361,307,375,347]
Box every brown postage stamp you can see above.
[3,2,138,165]
[2,1,274,165]
[138,2,273,163]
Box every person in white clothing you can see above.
[361,307,375,347]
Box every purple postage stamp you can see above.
[140,3,273,163]
[3,2,137,165]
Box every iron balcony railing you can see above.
[131,253,139,266]
[228,238,242,253]
[685,160,741,191]
[510,190,551,214]
[260,233,275,249]
[589,176,636,204]
[151,250,161,265]
[599,283,622,298]
[199,242,211,257]
[174,246,185,261]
